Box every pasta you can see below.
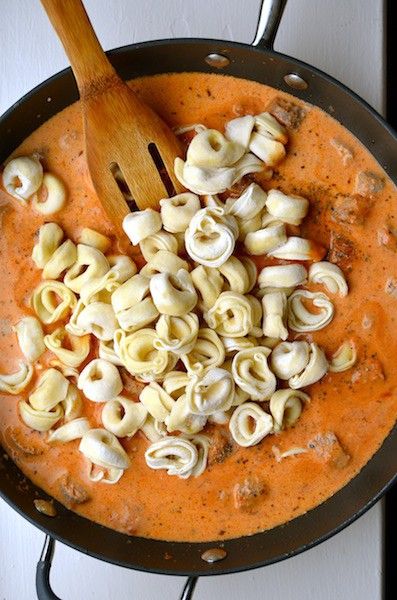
[225,183,267,220]
[270,341,310,379]
[308,261,348,297]
[13,316,45,362]
[0,362,33,395]
[262,291,288,340]
[122,208,162,245]
[236,213,262,241]
[64,244,109,293]
[111,273,159,333]
[221,335,256,356]
[116,328,177,382]
[79,256,135,305]
[258,264,307,290]
[249,132,286,166]
[269,389,309,432]
[163,371,190,399]
[229,402,273,447]
[64,299,87,336]
[329,340,357,372]
[268,236,322,261]
[224,114,255,149]
[218,256,257,294]
[32,172,66,215]
[31,280,77,324]
[62,384,83,421]
[186,368,235,415]
[232,346,276,400]
[244,221,287,255]
[265,189,309,225]
[185,206,237,268]
[186,128,245,168]
[31,222,63,269]
[2,155,43,202]
[287,289,334,332]
[42,240,77,280]
[205,291,254,337]
[77,359,123,402]
[139,382,175,422]
[165,395,207,434]
[181,328,225,374]
[44,327,90,367]
[98,339,124,366]
[78,228,111,253]
[154,313,199,355]
[19,401,64,432]
[48,417,90,443]
[102,397,147,437]
[140,230,179,262]
[140,249,189,278]
[79,428,130,484]
[191,264,223,309]
[144,436,198,479]
[29,368,69,411]
[160,192,201,233]
[140,414,167,443]
[149,269,198,316]
[254,112,288,144]
[289,343,329,389]
[76,302,118,341]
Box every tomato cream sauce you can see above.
[1,73,397,542]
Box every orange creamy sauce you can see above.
[1,73,397,542]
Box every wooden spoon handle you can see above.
[40,0,116,98]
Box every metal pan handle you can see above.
[252,0,288,49]
[36,535,199,600]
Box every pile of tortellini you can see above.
[0,111,357,483]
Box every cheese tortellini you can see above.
[270,341,310,380]
[262,292,288,340]
[79,428,130,484]
[145,435,209,479]
[154,313,199,355]
[111,274,159,333]
[32,172,66,215]
[13,316,45,363]
[186,368,234,415]
[289,343,329,389]
[265,189,309,225]
[329,340,357,372]
[116,328,177,382]
[122,208,162,245]
[287,290,334,332]
[160,193,201,233]
[205,291,255,338]
[269,389,309,432]
[102,397,147,437]
[64,244,109,293]
[150,269,197,316]
[229,402,273,447]
[185,206,237,268]
[232,347,276,400]
[44,327,90,367]
[308,261,348,297]
[2,155,43,202]
[0,362,33,395]
[32,280,77,324]
[78,359,123,402]
[181,328,225,375]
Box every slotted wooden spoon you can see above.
[40,0,183,235]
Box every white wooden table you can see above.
[0,1,385,599]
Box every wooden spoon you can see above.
[40,0,183,235]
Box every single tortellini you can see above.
[19,401,64,432]
[329,340,357,372]
[48,417,90,444]
[44,327,90,367]
[205,291,254,338]
[218,256,257,294]
[78,227,111,253]
[139,382,175,422]
[42,240,77,280]
[98,339,124,366]
[122,208,162,246]
[221,335,256,357]
[265,189,309,225]
[249,132,286,167]
[116,328,177,382]
[111,273,159,333]
[258,264,307,291]
[289,343,329,389]
[0,362,33,395]
[31,223,63,269]
[154,313,199,355]
[181,328,225,375]
[186,128,245,168]
[185,206,237,268]
[64,244,109,293]
[308,261,348,297]
[102,397,147,437]
[186,368,234,416]
[79,428,130,484]
[78,359,123,402]
[232,346,276,400]
[140,230,179,262]
[268,236,325,261]
[150,269,198,316]
[144,436,199,479]
[76,302,118,341]
[140,414,167,442]
[62,383,83,421]
[140,249,189,278]
[160,193,201,233]
[191,264,223,309]
[269,389,309,432]
[236,212,262,242]
[163,370,190,399]
[2,155,43,202]
[13,316,45,362]
[288,290,334,332]
[29,368,69,411]
[229,402,273,447]
[244,221,287,255]
[31,280,77,324]
[270,341,310,380]
[175,159,238,196]
[32,172,66,215]
[225,115,255,149]
[254,112,288,144]
[225,182,267,220]
[165,395,207,435]
[262,291,288,340]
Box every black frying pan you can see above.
[1,1,397,599]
